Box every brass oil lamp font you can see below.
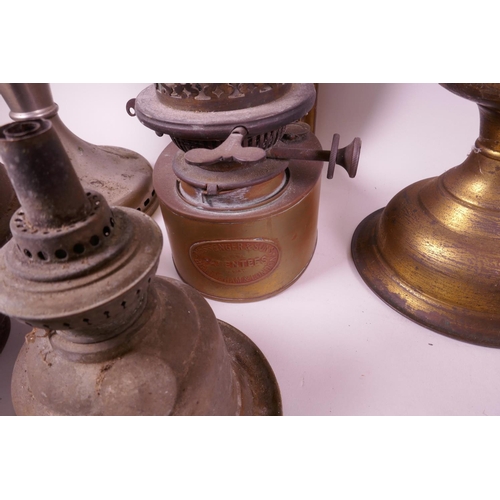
[128,83,361,301]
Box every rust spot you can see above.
[25,328,38,344]
[42,351,53,367]
[95,362,115,396]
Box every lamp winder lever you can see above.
[184,122,362,180]
[184,127,266,166]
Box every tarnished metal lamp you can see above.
[0,163,17,351]
[127,83,361,301]
[352,83,500,347]
[0,118,281,415]
[0,83,158,215]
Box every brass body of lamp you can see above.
[351,83,500,347]
[0,119,281,415]
[0,83,158,215]
[128,83,361,302]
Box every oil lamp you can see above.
[127,83,361,301]
[0,83,158,215]
[352,83,500,347]
[0,118,281,415]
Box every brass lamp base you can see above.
[352,83,500,347]
[352,202,500,347]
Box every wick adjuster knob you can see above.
[327,134,362,179]
[267,127,361,179]
[184,127,266,167]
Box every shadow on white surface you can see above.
[0,319,30,415]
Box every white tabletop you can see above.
[1,83,497,416]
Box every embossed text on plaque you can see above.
[190,239,280,285]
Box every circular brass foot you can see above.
[352,204,500,348]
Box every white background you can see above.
[0,83,497,416]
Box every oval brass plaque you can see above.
[190,239,280,285]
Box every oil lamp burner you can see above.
[127,83,361,301]
[0,118,281,415]
[352,83,500,347]
[0,83,158,215]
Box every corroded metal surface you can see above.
[0,118,281,415]
[300,83,318,133]
[352,83,500,347]
[155,83,291,111]
[11,278,282,415]
[0,162,18,247]
[128,83,316,148]
[218,320,282,415]
[0,83,158,215]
